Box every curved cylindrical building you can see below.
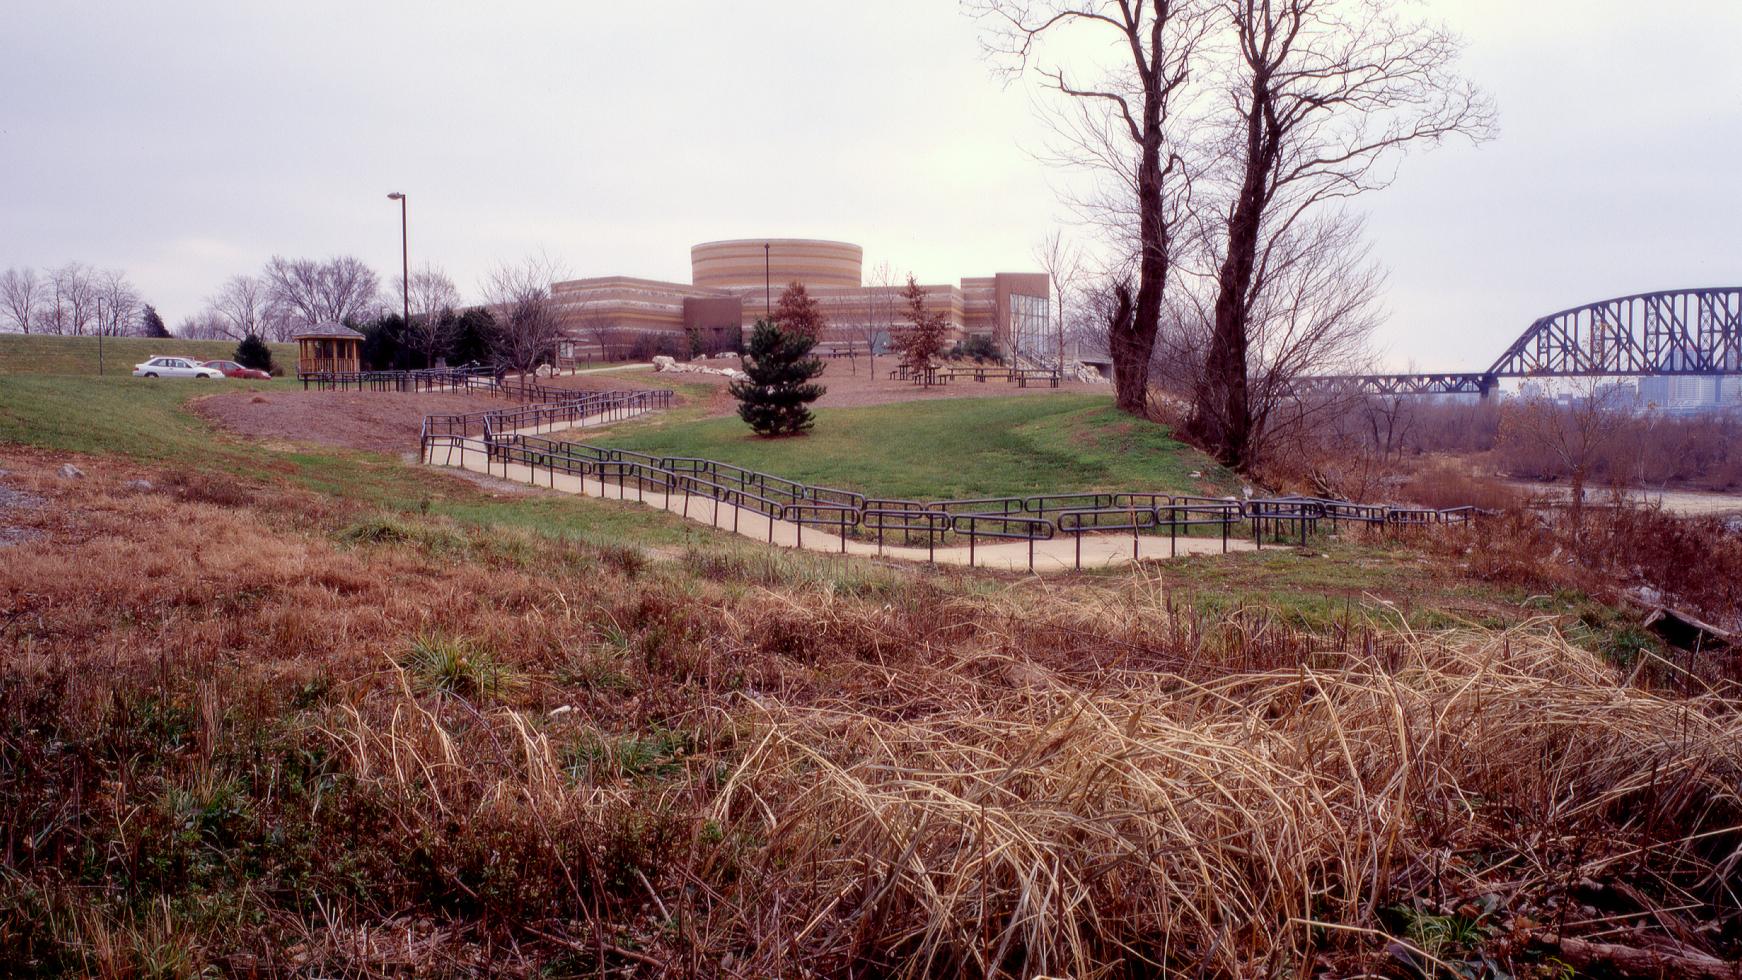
[548,236,1048,364]
[691,239,864,289]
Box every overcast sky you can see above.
[2,1,1738,370]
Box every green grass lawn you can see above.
[0,375,718,551]
[589,394,1240,500]
[0,333,297,376]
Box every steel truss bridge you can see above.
[1290,286,1742,397]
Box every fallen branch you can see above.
[1534,932,1739,980]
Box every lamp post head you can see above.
[387,192,404,200]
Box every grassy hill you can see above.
[0,333,297,376]
[590,394,1239,500]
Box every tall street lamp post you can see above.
[763,242,771,318]
[387,192,409,327]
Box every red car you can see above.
[203,360,272,380]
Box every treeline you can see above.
[0,264,167,337]
[1283,395,1742,499]
[178,255,419,342]
[351,308,497,372]
[3,251,570,375]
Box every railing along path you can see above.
[345,366,1485,572]
[422,433,1480,573]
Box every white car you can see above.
[132,356,224,379]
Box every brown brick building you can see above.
[551,238,1051,362]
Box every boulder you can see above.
[57,463,85,480]
[1066,360,1111,384]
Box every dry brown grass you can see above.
[2,449,1740,977]
[1399,457,1522,511]
[702,625,1742,976]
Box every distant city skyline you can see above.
[1,0,1737,371]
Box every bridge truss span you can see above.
[1287,373,1495,398]
[1291,287,1742,398]
[1485,287,1742,378]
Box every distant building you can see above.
[549,238,1050,361]
[1635,374,1742,413]
[1638,375,1671,407]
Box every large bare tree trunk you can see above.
[1199,72,1274,466]
[972,0,1206,418]
[1117,79,1169,414]
[1193,0,1492,469]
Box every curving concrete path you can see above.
[425,434,1256,574]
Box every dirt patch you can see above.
[196,390,508,454]
[533,371,675,394]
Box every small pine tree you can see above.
[772,281,827,340]
[139,304,170,338]
[235,333,274,371]
[729,319,827,437]
[450,309,495,366]
[891,275,949,383]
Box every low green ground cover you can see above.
[0,375,707,552]
[590,393,1240,500]
[0,333,298,376]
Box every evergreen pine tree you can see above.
[729,319,827,437]
[139,304,170,338]
[235,333,274,371]
[450,309,495,367]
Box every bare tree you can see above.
[43,262,98,335]
[397,264,463,365]
[1192,0,1495,467]
[1173,213,1384,464]
[92,268,141,336]
[208,275,268,340]
[973,0,1214,414]
[1281,389,1417,501]
[0,267,41,334]
[1033,230,1086,370]
[261,255,383,331]
[1500,379,1635,547]
[480,255,566,376]
[854,260,900,377]
[177,311,235,339]
[570,302,617,363]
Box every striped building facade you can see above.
[551,238,1050,360]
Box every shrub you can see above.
[951,334,1003,363]
[627,332,686,361]
[399,634,517,698]
[729,319,826,437]
[234,334,274,372]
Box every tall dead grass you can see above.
[707,627,1742,976]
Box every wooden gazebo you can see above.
[293,323,364,375]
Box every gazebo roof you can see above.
[292,323,365,341]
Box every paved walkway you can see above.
[425,431,1256,574]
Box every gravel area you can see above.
[0,475,47,547]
